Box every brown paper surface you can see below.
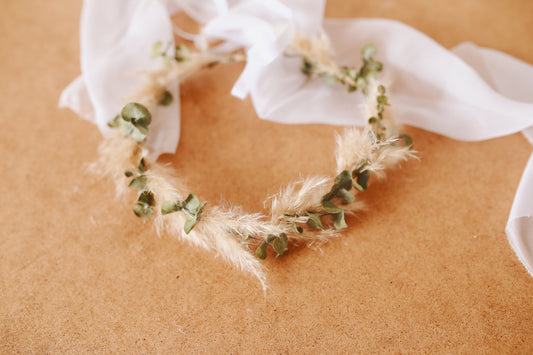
[1,0,533,353]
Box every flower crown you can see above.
[92,32,414,288]
[61,0,533,284]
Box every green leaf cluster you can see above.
[338,44,383,94]
[125,158,155,218]
[367,85,414,148]
[150,41,191,65]
[107,103,152,142]
[376,84,388,119]
[319,166,372,230]
[255,233,288,259]
[306,211,324,230]
[283,214,305,234]
[159,90,173,106]
[298,43,383,94]
[174,44,190,63]
[367,85,390,143]
[161,194,205,234]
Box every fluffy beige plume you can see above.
[145,162,267,288]
[144,164,189,226]
[367,145,416,179]
[90,133,141,197]
[335,128,415,179]
[267,175,366,246]
[286,31,340,75]
[159,206,267,289]
[337,79,416,178]
[195,220,267,289]
[207,206,283,238]
[335,127,375,174]
[269,176,331,221]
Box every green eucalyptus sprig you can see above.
[126,158,156,218]
[107,101,207,234]
[150,42,192,64]
[297,44,383,94]
[161,194,206,234]
[254,44,413,258]
[151,41,246,70]
[108,102,152,142]
[107,102,157,217]
[253,233,288,259]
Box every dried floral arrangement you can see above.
[94,33,415,288]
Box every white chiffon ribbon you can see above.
[59,0,180,158]
[60,0,533,277]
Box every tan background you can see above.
[2,0,533,353]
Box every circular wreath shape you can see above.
[94,39,415,288]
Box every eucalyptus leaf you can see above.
[361,44,377,60]
[401,134,413,148]
[352,180,364,192]
[333,211,347,230]
[273,233,288,257]
[138,158,146,172]
[161,200,182,215]
[255,242,268,260]
[159,90,173,106]
[130,125,149,142]
[121,102,151,127]
[292,223,303,234]
[107,115,121,128]
[343,68,356,78]
[306,212,324,230]
[377,95,388,105]
[181,194,205,233]
[334,170,353,191]
[138,190,155,206]
[174,44,190,62]
[183,194,201,214]
[267,234,278,243]
[124,170,134,177]
[300,59,313,75]
[322,200,342,214]
[129,175,147,190]
[133,202,154,218]
[336,188,355,205]
[121,120,134,137]
[184,215,198,234]
[356,170,371,190]
[356,77,367,91]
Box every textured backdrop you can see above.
[1,0,532,353]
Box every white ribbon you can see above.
[60,0,533,277]
[59,0,180,159]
